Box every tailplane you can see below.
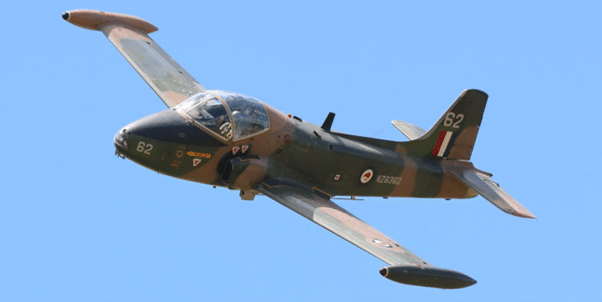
[451,167,536,219]
[391,120,426,140]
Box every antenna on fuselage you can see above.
[371,129,383,138]
[321,112,336,131]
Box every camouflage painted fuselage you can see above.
[66,9,535,289]
[114,100,475,200]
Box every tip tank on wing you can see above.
[380,265,477,289]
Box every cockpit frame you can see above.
[174,90,271,143]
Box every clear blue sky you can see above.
[2,1,601,301]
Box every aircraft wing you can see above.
[63,9,204,108]
[258,180,476,289]
[451,169,536,219]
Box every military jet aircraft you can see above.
[63,9,535,289]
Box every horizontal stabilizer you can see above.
[451,169,536,219]
[391,120,426,140]
[380,265,476,289]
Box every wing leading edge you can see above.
[258,180,476,289]
[63,9,204,108]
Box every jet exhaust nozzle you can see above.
[379,265,476,289]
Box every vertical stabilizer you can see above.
[405,89,488,160]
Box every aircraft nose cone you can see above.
[112,109,224,163]
[113,109,191,159]
[114,128,129,151]
[62,12,70,21]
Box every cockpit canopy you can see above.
[175,90,270,141]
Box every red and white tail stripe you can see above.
[432,130,453,157]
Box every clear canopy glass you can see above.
[176,91,270,141]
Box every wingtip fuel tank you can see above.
[61,9,158,33]
[379,265,477,289]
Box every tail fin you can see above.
[406,89,488,160]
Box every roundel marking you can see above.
[372,239,393,248]
[360,169,374,184]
